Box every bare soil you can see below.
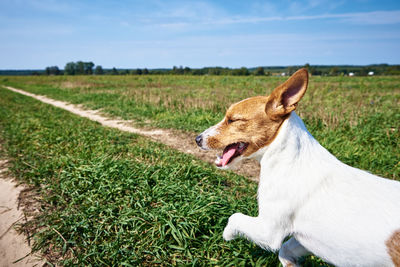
[0,156,44,267]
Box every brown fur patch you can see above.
[387,230,400,267]
[205,68,308,158]
[206,96,287,156]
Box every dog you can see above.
[195,68,400,266]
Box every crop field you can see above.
[0,74,399,266]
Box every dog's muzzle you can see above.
[195,135,203,147]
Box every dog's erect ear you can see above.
[266,68,308,119]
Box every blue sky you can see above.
[1,0,400,69]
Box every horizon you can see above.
[0,63,398,72]
[1,0,400,69]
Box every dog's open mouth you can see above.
[215,142,248,167]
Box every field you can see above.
[0,74,399,266]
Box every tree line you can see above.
[30,62,400,77]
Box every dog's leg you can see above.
[223,213,286,250]
[278,237,309,267]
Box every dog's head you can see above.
[195,68,308,169]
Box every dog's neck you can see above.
[252,112,338,181]
[252,112,342,216]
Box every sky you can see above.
[1,0,400,69]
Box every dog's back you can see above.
[294,160,400,266]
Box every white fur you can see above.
[199,120,222,150]
[222,112,400,266]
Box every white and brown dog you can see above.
[195,69,400,266]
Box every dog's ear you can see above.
[266,68,308,119]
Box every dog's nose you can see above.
[195,135,203,147]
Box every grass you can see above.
[0,88,292,266]
[0,73,398,265]
[1,75,399,179]
[1,75,399,131]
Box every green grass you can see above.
[1,75,399,179]
[0,73,398,265]
[0,88,294,266]
[1,75,399,131]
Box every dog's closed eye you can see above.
[227,118,248,124]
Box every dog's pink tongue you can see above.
[221,146,236,166]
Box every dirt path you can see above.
[3,86,260,180]
[0,157,44,267]
[1,85,260,266]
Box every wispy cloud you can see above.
[149,10,400,30]
[286,10,400,25]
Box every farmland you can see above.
[0,74,399,265]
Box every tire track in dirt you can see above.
[3,86,260,181]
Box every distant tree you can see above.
[192,69,204,75]
[254,67,265,76]
[303,63,315,76]
[84,62,95,74]
[329,67,339,76]
[231,68,240,75]
[143,68,149,75]
[136,69,142,75]
[45,66,60,75]
[64,62,76,75]
[358,67,370,76]
[172,66,184,74]
[94,65,104,75]
[232,67,249,76]
[53,66,60,75]
[241,67,250,76]
[111,67,118,75]
[64,61,95,75]
[311,68,322,76]
[150,70,160,74]
[184,67,191,75]
[208,68,220,75]
[76,61,85,75]
[287,66,296,75]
